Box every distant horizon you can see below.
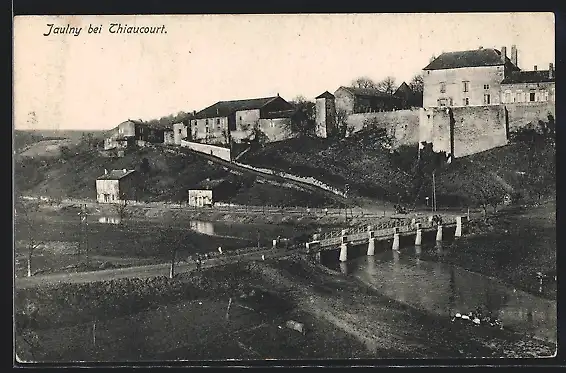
[14,13,555,131]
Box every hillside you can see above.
[14,144,336,207]
[239,129,415,204]
[240,128,555,209]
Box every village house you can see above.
[500,63,555,104]
[188,189,213,207]
[104,119,166,150]
[191,95,296,144]
[334,86,404,115]
[95,169,138,203]
[422,46,520,108]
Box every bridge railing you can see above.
[314,214,461,248]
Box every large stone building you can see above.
[420,44,555,158]
[422,46,520,108]
[191,95,296,144]
[334,86,404,114]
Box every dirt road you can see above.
[14,247,294,290]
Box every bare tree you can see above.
[409,74,424,94]
[350,76,378,89]
[377,76,398,95]
[15,200,42,277]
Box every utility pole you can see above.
[78,204,89,265]
[432,171,437,213]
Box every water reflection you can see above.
[189,221,215,235]
[334,245,556,343]
[98,216,121,224]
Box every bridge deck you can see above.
[310,217,459,252]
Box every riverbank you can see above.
[424,199,556,300]
[15,255,555,361]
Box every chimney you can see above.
[511,45,518,67]
[549,63,554,79]
[534,65,537,71]
[193,110,196,116]
[478,46,483,50]
[501,46,507,63]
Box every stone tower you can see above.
[315,91,337,138]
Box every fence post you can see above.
[436,224,443,242]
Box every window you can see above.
[440,82,446,93]
[463,97,469,106]
[529,92,536,102]
[205,119,209,125]
[484,84,490,90]
[205,126,210,133]
[216,118,220,125]
[516,90,524,103]
[438,98,446,107]
[541,91,549,102]
[483,93,491,105]
[504,92,511,103]
[462,81,469,92]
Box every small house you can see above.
[188,189,213,207]
[96,169,138,203]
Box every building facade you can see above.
[172,122,188,145]
[188,189,213,207]
[500,63,555,104]
[191,95,295,144]
[334,86,404,115]
[95,169,138,203]
[422,46,520,108]
[315,91,337,138]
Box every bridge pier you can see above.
[436,224,443,242]
[339,229,348,262]
[455,216,462,237]
[367,225,376,256]
[392,227,400,251]
[414,223,422,246]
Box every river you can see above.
[323,240,556,344]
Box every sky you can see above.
[14,13,555,131]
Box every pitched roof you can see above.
[315,91,335,99]
[336,86,399,99]
[423,48,518,70]
[97,169,136,180]
[261,109,296,119]
[195,97,280,119]
[501,70,555,84]
[394,82,413,96]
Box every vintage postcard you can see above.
[13,13,556,364]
